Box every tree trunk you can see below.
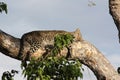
[0,29,120,80]
[109,0,120,42]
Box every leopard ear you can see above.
[72,28,83,41]
[74,28,80,34]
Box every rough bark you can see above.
[109,0,120,42]
[0,30,20,60]
[70,41,120,80]
[0,30,120,80]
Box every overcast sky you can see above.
[0,0,120,80]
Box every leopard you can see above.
[18,28,82,61]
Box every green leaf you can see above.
[0,2,7,14]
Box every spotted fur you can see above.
[19,29,82,60]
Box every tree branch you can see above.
[0,30,20,60]
[70,41,120,80]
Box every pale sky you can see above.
[0,0,120,80]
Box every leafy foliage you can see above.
[2,70,18,80]
[0,2,7,14]
[52,33,74,56]
[22,57,83,80]
[21,33,83,80]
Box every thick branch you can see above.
[0,30,20,60]
[70,41,120,80]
